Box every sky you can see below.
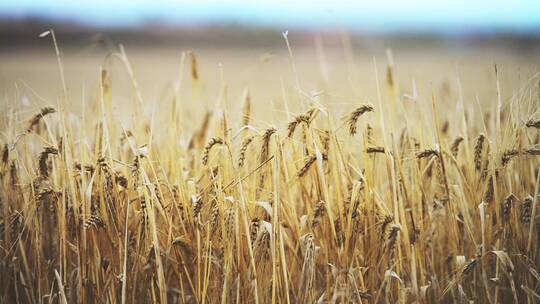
[2,0,540,33]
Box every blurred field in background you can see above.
[1,25,539,126]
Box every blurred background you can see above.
[1,0,540,112]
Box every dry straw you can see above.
[27,107,56,132]
[347,105,374,136]
[202,137,224,165]
[525,119,540,129]
[1,39,540,304]
[474,133,486,171]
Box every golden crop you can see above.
[1,31,539,303]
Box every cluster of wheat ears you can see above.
[1,32,540,303]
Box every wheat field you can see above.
[0,31,539,303]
